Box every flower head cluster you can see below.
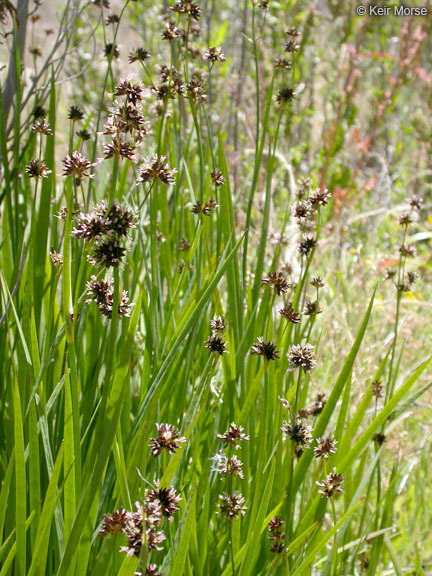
[62,151,96,184]
[149,423,186,457]
[100,481,181,566]
[72,200,136,269]
[204,46,225,62]
[171,0,201,20]
[205,314,228,355]
[137,154,177,185]
[287,344,316,372]
[85,275,133,319]
[25,159,52,179]
[216,492,247,519]
[214,423,248,520]
[316,469,344,498]
[279,303,301,324]
[261,271,290,295]
[191,198,218,216]
[281,418,313,449]
[250,337,280,361]
[314,437,337,459]
[267,516,286,553]
[217,422,250,449]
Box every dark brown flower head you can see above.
[161,21,181,40]
[148,483,181,522]
[68,106,84,121]
[25,159,51,179]
[212,454,244,479]
[105,12,120,24]
[281,419,313,448]
[407,271,418,285]
[211,171,225,186]
[210,315,226,333]
[171,0,201,20]
[307,392,327,416]
[205,334,228,355]
[384,268,396,280]
[33,105,47,119]
[186,79,207,104]
[204,46,226,62]
[399,211,413,227]
[92,0,110,7]
[309,188,332,209]
[86,276,133,318]
[399,244,416,258]
[408,194,422,210]
[105,102,151,139]
[129,47,150,63]
[298,236,317,256]
[137,155,177,185]
[373,432,386,446]
[30,47,42,58]
[371,380,383,398]
[216,492,247,519]
[292,201,311,220]
[274,57,292,70]
[149,423,186,456]
[286,26,300,37]
[31,119,53,135]
[267,515,285,553]
[88,238,126,268]
[258,0,269,8]
[104,140,137,162]
[261,271,289,295]
[114,78,145,105]
[77,129,91,141]
[250,337,280,361]
[268,516,285,533]
[144,566,161,576]
[62,151,96,181]
[276,87,296,104]
[287,343,316,372]
[314,438,337,459]
[72,202,110,240]
[120,500,165,556]
[316,468,344,498]
[284,39,300,53]
[279,304,301,324]
[217,422,250,448]
[203,198,218,215]
[311,276,325,288]
[98,507,128,537]
[49,248,63,269]
[179,237,190,251]
[304,299,322,317]
[104,43,120,59]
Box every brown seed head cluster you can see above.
[25,159,52,179]
[149,423,186,456]
[62,151,96,183]
[267,515,285,553]
[314,437,337,459]
[137,155,177,185]
[216,492,247,519]
[85,275,133,319]
[316,469,344,498]
[250,337,280,361]
[217,422,250,449]
[287,344,316,372]
[279,303,301,324]
[281,419,313,448]
[261,271,290,295]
